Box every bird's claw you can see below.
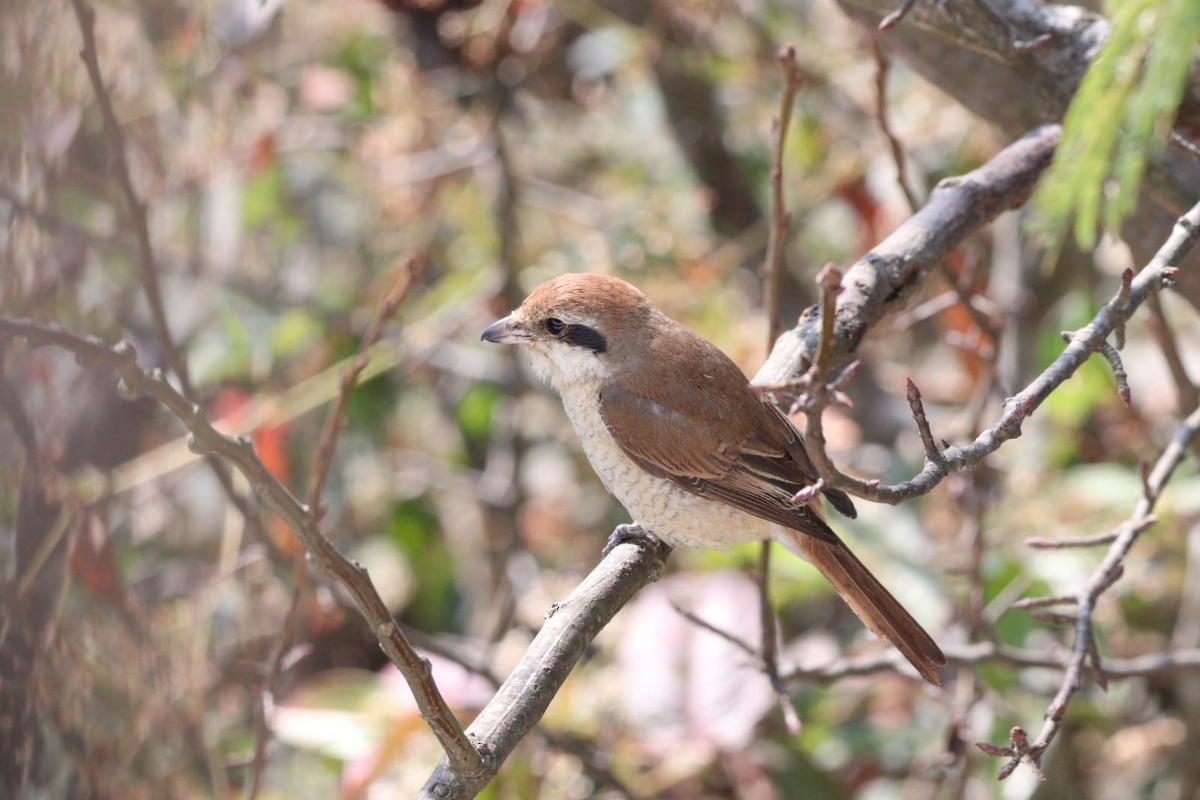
[603,524,660,556]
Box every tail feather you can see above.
[776,528,946,685]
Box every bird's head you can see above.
[481,273,654,391]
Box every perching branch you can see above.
[0,317,486,782]
[418,532,671,799]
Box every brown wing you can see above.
[598,321,944,684]
[597,323,853,543]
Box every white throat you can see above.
[524,341,611,394]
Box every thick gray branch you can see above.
[835,0,1200,307]
[757,123,1061,386]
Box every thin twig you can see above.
[762,44,803,349]
[752,125,1061,396]
[67,0,191,396]
[67,0,277,558]
[671,603,759,661]
[1023,525,1135,549]
[306,260,422,512]
[940,467,994,795]
[906,378,945,467]
[782,640,1200,683]
[937,261,1004,339]
[768,192,1197,505]
[0,317,487,781]
[755,545,802,735]
[242,558,306,800]
[872,42,920,212]
[243,261,422,800]
[1011,594,1078,611]
[781,264,846,489]
[756,44,805,737]
[978,402,1200,779]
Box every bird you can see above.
[481,272,946,685]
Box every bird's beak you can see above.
[481,315,524,344]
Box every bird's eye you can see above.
[544,318,566,336]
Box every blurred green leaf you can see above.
[203,302,254,383]
[332,33,388,123]
[243,164,286,230]
[343,373,398,435]
[455,384,498,442]
[1043,356,1117,467]
[992,561,1049,650]
[1030,0,1200,248]
[387,498,460,631]
[269,307,324,360]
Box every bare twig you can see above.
[763,187,1197,506]
[753,124,1061,400]
[242,558,306,800]
[782,640,1200,683]
[755,44,806,737]
[306,261,422,512]
[777,264,846,488]
[243,262,421,800]
[905,378,945,467]
[671,603,759,661]
[978,402,1200,779]
[976,727,1042,781]
[756,545,802,736]
[939,467,994,795]
[1111,267,1133,350]
[762,44,803,349]
[66,0,277,558]
[1027,610,1078,627]
[937,260,1004,340]
[672,593,802,735]
[67,0,190,396]
[1023,524,1144,549]
[0,317,487,781]
[1059,328,1131,406]
[872,42,920,211]
[1011,594,1078,611]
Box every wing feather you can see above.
[599,383,847,544]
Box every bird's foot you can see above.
[602,524,662,557]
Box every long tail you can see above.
[776,527,946,685]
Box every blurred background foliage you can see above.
[2,0,1200,798]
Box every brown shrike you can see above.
[482,273,946,685]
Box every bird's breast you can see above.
[554,381,774,549]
